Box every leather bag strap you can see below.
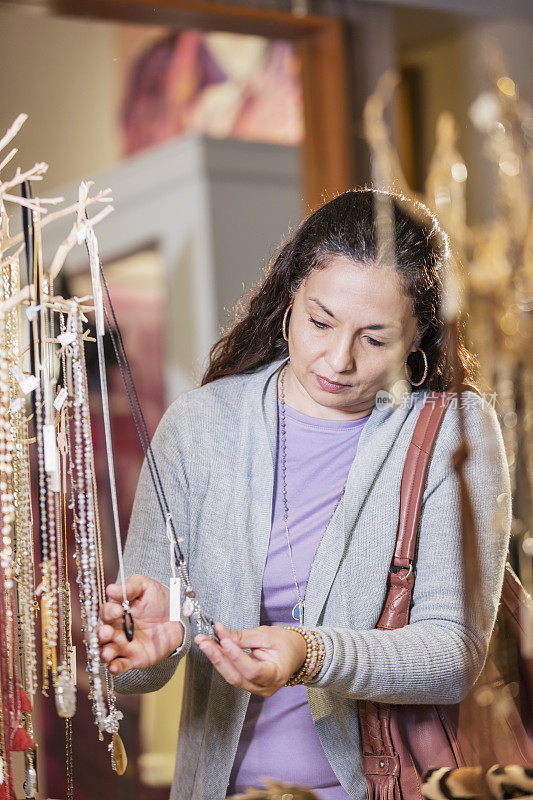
[392,391,455,570]
[392,384,480,571]
[358,385,479,799]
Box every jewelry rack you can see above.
[0,114,175,800]
[0,114,132,800]
[1,111,218,800]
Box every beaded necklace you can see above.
[0,293,16,800]
[67,303,125,767]
[0,247,36,798]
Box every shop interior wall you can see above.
[3,4,531,222]
[397,16,533,226]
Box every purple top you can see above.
[228,399,370,799]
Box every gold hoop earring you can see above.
[404,348,428,386]
[282,304,293,342]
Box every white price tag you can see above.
[94,288,105,338]
[54,387,68,411]
[13,365,39,395]
[43,424,59,475]
[49,468,61,493]
[19,375,39,394]
[169,577,181,623]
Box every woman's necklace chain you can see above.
[279,363,345,626]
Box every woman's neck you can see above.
[278,364,375,421]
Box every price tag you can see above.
[49,469,61,493]
[19,375,39,394]
[43,424,59,475]
[54,387,68,411]
[169,577,181,622]
[13,365,38,395]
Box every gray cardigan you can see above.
[115,357,511,800]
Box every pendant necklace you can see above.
[279,362,345,625]
[85,218,217,641]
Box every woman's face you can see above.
[284,255,420,420]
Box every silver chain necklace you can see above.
[279,363,346,625]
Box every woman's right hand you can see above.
[98,574,184,675]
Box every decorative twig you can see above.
[44,296,95,315]
[48,203,113,281]
[0,162,48,194]
[4,189,112,252]
[2,193,64,212]
[0,113,28,155]
[0,244,24,268]
[0,284,33,315]
[0,148,18,174]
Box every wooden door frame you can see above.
[12,0,353,211]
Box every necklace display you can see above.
[0,116,216,798]
[279,362,346,625]
[0,117,137,799]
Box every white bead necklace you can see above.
[68,304,123,749]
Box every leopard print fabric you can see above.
[422,765,533,800]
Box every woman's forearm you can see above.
[307,619,485,703]
[308,397,511,704]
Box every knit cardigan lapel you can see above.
[257,359,419,629]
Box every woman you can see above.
[98,189,511,800]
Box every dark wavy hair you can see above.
[201,188,479,391]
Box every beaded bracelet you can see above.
[283,626,326,686]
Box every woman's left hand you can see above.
[195,622,307,697]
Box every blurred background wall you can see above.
[2,4,532,221]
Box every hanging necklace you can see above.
[279,362,346,625]
[86,225,217,640]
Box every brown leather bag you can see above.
[358,388,533,800]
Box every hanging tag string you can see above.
[100,282,216,639]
